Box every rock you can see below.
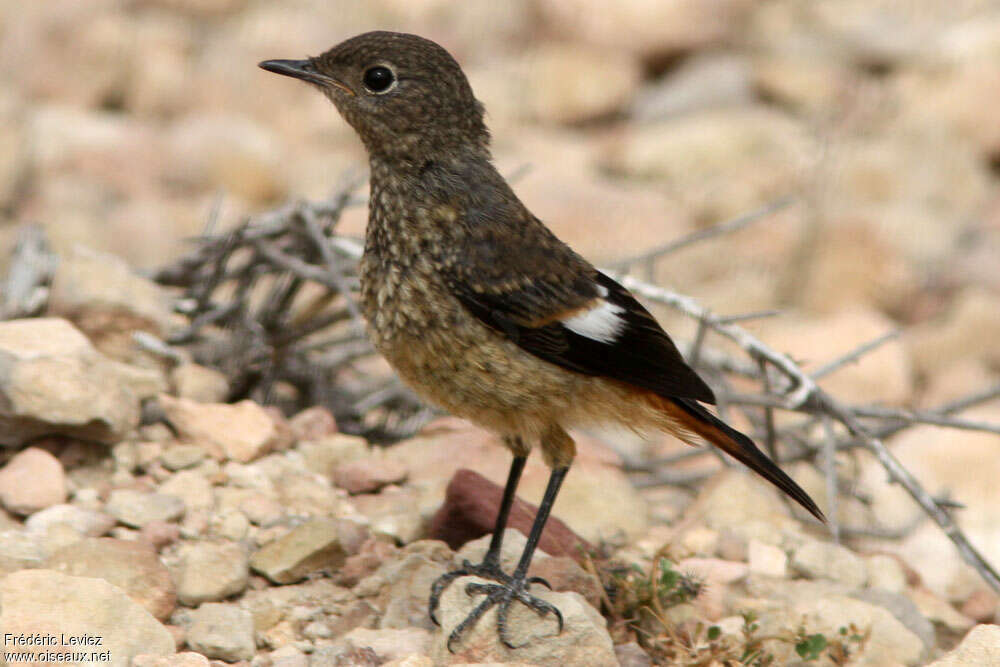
[480,44,641,125]
[430,469,593,560]
[166,113,284,204]
[0,318,141,445]
[268,645,309,667]
[133,653,210,667]
[160,394,289,463]
[185,602,256,662]
[536,0,752,57]
[24,503,115,537]
[239,493,285,527]
[791,539,868,589]
[866,554,907,593]
[760,593,925,666]
[105,489,185,528]
[47,537,176,621]
[615,642,653,667]
[928,624,1000,666]
[249,517,348,584]
[908,587,976,634]
[340,627,432,664]
[748,539,788,578]
[853,589,936,656]
[177,540,249,606]
[332,455,409,494]
[158,469,214,511]
[210,508,250,541]
[632,53,752,122]
[170,363,230,404]
[160,443,208,471]
[351,485,424,544]
[0,446,68,515]
[756,308,912,405]
[48,244,174,339]
[0,529,45,573]
[430,575,616,666]
[142,520,181,551]
[340,536,400,588]
[683,468,801,542]
[602,106,813,222]
[907,288,1000,378]
[960,589,999,623]
[298,433,369,477]
[857,409,1000,599]
[0,569,175,665]
[354,541,453,630]
[289,405,338,442]
[677,557,749,620]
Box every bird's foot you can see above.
[429,558,509,625]
[432,562,562,651]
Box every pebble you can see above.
[0,569,175,663]
[177,540,249,606]
[249,517,348,584]
[332,456,408,494]
[24,502,115,537]
[0,446,68,515]
[161,444,208,471]
[185,602,256,662]
[791,539,868,589]
[106,489,185,528]
[47,537,177,620]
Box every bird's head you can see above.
[260,31,489,162]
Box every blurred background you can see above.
[2,0,999,408]
[1,0,1000,631]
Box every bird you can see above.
[259,30,824,651]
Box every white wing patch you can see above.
[562,299,626,343]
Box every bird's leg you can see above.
[429,453,526,624]
[443,465,569,651]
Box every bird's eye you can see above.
[363,66,395,93]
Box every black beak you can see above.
[259,59,354,96]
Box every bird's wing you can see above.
[442,220,715,404]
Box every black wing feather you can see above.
[447,270,716,404]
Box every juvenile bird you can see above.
[260,31,824,650]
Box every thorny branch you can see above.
[143,186,1000,593]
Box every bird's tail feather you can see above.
[650,394,826,523]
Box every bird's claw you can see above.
[443,577,563,651]
[429,558,508,625]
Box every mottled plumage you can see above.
[260,31,824,650]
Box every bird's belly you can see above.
[361,268,580,437]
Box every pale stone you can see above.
[0,446,68,515]
[176,540,249,606]
[47,537,176,620]
[160,394,287,463]
[185,602,255,662]
[249,517,348,584]
[48,244,174,336]
[928,624,1000,667]
[170,363,230,404]
[0,318,141,445]
[791,539,868,589]
[0,569,174,666]
[748,539,788,578]
[106,489,185,528]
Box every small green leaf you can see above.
[795,633,828,660]
[707,625,721,640]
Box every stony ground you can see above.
[1,0,1000,665]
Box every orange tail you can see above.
[651,393,826,522]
